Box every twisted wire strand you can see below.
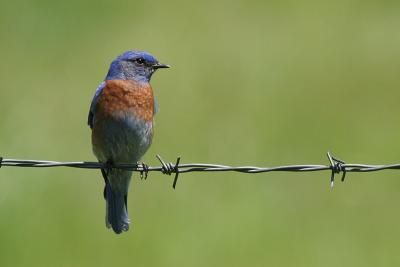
[1,152,399,188]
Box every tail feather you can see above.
[105,183,130,234]
[102,168,132,234]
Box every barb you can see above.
[1,152,400,188]
[139,162,149,180]
[172,157,181,189]
[326,152,346,188]
[156,155,181,188]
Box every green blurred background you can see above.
[1,0,400,266]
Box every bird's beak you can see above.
[153,63,170,69]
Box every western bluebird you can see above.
[88,50,169,234]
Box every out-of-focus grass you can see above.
[1,0,400,266]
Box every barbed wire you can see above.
[1,152,399,189]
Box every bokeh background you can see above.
[1,0,400,266]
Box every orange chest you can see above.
[96,80,154,122]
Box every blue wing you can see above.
[88,81,105,129]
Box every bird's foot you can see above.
[101,160,114,199]
[102,160,114,178]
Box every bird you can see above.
[87,50,169,234]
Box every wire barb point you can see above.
[156,155,181,189]
[139,162,149,180]
[172,157,181,189]
[156,154,171,174]
[327,151,347,188]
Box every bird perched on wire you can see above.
[87,50,169,234]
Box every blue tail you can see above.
[102,169,131,234]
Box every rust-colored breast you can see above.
[96,80,154,122]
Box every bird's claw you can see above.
[101,160,114,182]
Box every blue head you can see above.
[105,50,170,83]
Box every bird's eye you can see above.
[135,58,145,65]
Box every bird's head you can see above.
[105,50,170,83]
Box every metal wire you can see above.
[1,152,399,189]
